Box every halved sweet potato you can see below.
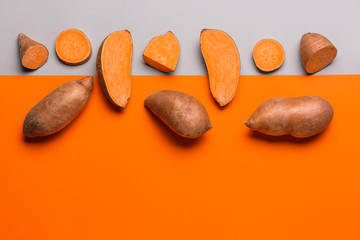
[96,30,133,109]
[200,29,240,106]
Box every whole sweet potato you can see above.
[144,90,212,138]
[245,96,334,138]
[23,76,94,137]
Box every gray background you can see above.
[0,0,359,75]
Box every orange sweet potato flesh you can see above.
[200,29,240,107]
[18,33,48,70]
[56,29,92,65]
[253,39,285,72]
[300,33,337,74]
[143,31,180,72]
[96,30,133,109]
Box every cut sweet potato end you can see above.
[253,39,285,72]
[143,31,180,72]
[305,46,337,74]
[56,29,92,65]
[200,29,240,106]
[143,54,173,72]
[99,31,132,109]
[22,45,48,69]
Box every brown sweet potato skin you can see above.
[23,76,94,137]
[245,96,334,138]
[300,33,337,74]
[144,90,212,138]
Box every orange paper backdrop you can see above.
[1,75,360,240]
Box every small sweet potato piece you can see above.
[23,76,94,137]
[200,29,240,107]
[253,39,285,72]
[144,90,212,138]
[18,33,48,70]
[245,96,334,138]
[56,29,92,65]
[300,33,337,74]
[96,30,133,109]
[143,31,180,72]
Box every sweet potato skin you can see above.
[144,90,212,138]
[23,76,94,137]
[300,33,337,74]
[245,96,334,138]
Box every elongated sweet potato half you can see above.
[200,29,240,106]
[18,33,48,70]
[23,76,94,137]
[245,96,334,138]
[56,29,92,65]
[143,31,180,72]
[145,90,212,138]
[253,39,285,72]
[96,30,133,109]
[300,33,337,74]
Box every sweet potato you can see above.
[200,29,240,106]
[56,29,92,65]
[245,96,334,138]
[18,33,48,70]
[143,31,180,72]
[253,39,285,72]
[23,76,94,137]
[300,33,337,74]
[96,30,133,109]
[144,90,212,138]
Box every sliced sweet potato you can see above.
[143,31,180,72]
[23,76,94,137]
[253,39,285,72]
[56,29,92,65]
[145,90,212,138]
[96,30,133,109]
[18,33,48,70]
[200,29,240,107]
[300,33,337,74]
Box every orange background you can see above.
[1,75,360,240]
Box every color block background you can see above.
[2,0,360,239]
[1,0,360,75]
[1,75,360,240]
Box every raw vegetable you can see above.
[145,90,212,138]
[55,29,92,65]
[18,33,48,70]
[252,39,285,72]
[96,30,133,109]
[245,96,334,138]
[143,31,180,72]
[23,76,94,137]
[200,29,240,106]
[300,33,337,74]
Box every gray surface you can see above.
[0,0,359,75]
